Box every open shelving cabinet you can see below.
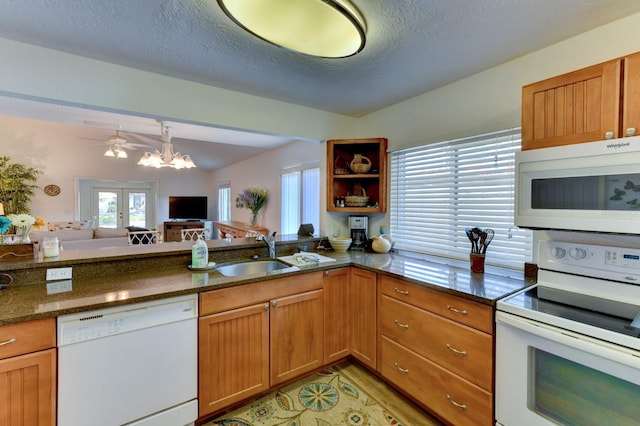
[326,138,388,213]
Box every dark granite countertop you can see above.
[0,238,532,325]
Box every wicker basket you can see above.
[334,156,350,175]
[350,155,372,174]
[344,188,369,207]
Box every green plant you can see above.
[0,156,42,215]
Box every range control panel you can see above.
[540,241,640,285]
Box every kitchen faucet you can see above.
[256,231,277,258]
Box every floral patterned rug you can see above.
[210,368,404,426]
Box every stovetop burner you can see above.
[504,286,640,339]
[498,240,640,351]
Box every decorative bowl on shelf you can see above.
[329,237,352,253]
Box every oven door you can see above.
[495,311,640,426]
[515,137,640,233]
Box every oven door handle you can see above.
[496,311,640,369]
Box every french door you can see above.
[93,188,151,228]
[78,179,157,229]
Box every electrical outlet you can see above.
[46,280,72,294]
[46,267,72,281]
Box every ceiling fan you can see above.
[86,129,155,159]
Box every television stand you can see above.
[164,220,213,242]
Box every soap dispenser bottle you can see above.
[191,235,208,268]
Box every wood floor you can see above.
[332,361,443,425]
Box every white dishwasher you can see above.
[57,294,198,426]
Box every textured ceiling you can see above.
[1,0,640,169]
[2,0,640,117]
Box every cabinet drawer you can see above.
[380,336,493,426]
[200,272,323,315]
[0,318,56,360]
[380,276,493,333]
[380,295,492,390]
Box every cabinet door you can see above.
[198,303,270,416]
[270,289,324,385]
[522,59,621,150]
[0,349,56,426]
[350,268,377,369]
[623,52,640,138]
[323,267,351,364]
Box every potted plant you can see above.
[0,156,41,215]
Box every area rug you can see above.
[210,368,404,426]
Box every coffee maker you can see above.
[349,215,368,250]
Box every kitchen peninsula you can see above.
[0,236,529,426]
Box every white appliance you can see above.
[57,294,198,426]
[515,136,640,234]
[496,240,640,426]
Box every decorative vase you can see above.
[250,212,258,227]
[17,226,31,244]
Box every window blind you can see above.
[217,184,231,222]
[281,167,320,235]
[390,128,532,270]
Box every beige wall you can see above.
[0,116,215,229]
[0,38,357,142]
[359,12,640,152]
[3,12,640,236]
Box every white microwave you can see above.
[515,136,640,234]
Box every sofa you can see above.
[29,227,131,250]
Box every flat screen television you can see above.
[169,196,208,220]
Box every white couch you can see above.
[29,227,130,250]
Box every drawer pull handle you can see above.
[446,394,467,410]
[0,337,16,347]
[394,288,409,296]
[447,305,468,315]
[394,362,409,374]
[446,343,467,356]
[394,320,409,329]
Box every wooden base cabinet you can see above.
[270,289,324,385]
[198,303,270,414]
[0,318,56,426]
[350,268,377,369]
[323,268,351,364]
[378,276,494,426]
[198,273,324,417]
[381,336,492,426]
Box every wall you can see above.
[3,13,640,238]
[355,12,640,231]
[0,115,215,229]
[210,140,322,235]
[359,12,640,151]
[0,38,358,143]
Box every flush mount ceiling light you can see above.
[137,122,196,169]
[218,0,366,58]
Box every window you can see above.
[218,183,231,222]
[281,167,320,235]
[390,128,532,270]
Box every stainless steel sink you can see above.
[216,260,298,277]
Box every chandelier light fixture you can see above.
[137,122,196,169]
[217,0,366,58]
